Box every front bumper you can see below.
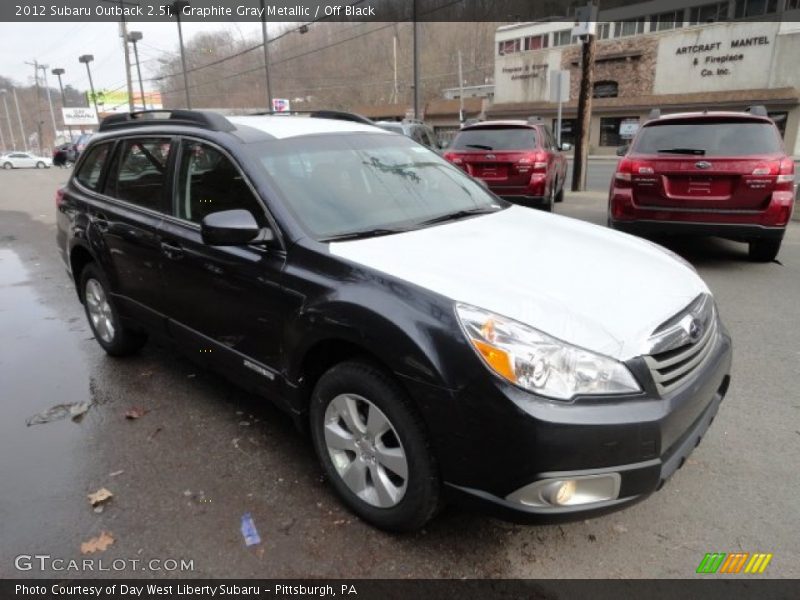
[405,325,732,523]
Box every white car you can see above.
[1,152,52,169]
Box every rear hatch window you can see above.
[451,127,537,151]
[632,119,781,156]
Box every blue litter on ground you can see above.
[241,513,261,546]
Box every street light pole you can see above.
[412,0,420,119]
[259,0,272,110]
[12,88,27,151]
[172,1,192,109]
[79,55,98,115]
[0,90,17,150]
[39,65,59,146]
[128,31,147,110]
[51,69,74,142]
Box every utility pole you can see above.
[25,60,44,153]
[392,34,398,105]
[457,50,464,124]
[172,1,192,109]
[412,0,420,119]
[0,115,5,153]
[39,65,59,146]
[571,4,597,193]
[52,68,74,142]
[0,89,16,150]
[120,14,134,111]
[13,88,27,150]
[259,0,272,109]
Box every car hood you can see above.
[328,206,709,361]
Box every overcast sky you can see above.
[0,22,265,93]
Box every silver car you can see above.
[1,152,52,169]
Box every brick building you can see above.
[486,0,800,155]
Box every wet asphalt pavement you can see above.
[0,167,798,579]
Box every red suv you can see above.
[609,108,795,262]
[444,119,569,211]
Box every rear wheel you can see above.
[36,161,45,169]
[554,181,564,203]
[310,360,440,532]
[542,185,555,212]
[748,238,781,262]
[80,263,147,356]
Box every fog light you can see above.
[549,480,576,505]
[506,473,621,509]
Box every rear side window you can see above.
[451,127,537,151]
[108,138,173,211]
[74,143,111,191]
[632,119,782,156]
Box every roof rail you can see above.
[745,104,768,117]
[647,108,661,120]
[252,109,373,125]
[98,110,235,132]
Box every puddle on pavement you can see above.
[0,248,98,548]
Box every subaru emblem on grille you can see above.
[695,161,712,169]
[485,154,496,160]
[687,318,703,341]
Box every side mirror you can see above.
[559,142,572,151]
[201,209,272,246]
[616,144,629,157]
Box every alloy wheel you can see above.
[323,393,409,508]
[85,278,115,343]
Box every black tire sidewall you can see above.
[309,361,440,532]
[749,238,781,262]
[79,263,142,356]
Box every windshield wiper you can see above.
[415,206,502,228]
[320,227,409,242]
[465,144,493,150]
[656,148,706,155]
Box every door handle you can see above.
[160,241,185,260]
[92,214,109,232]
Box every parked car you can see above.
[608,107,795,262]
[443,118,570,211]
[57,109,731,531]
[53,143,79,167]
[374,119,442,151]
[2,151,52,169]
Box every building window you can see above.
[689,2,729,23]
[651,10,684,31]
[593,81,619,98]
[524,34,549,51]
[498,39,521,56]
[552,29,573,46]
[552,118,576,146]
[615,19,646,37]
[787,0,800,10]
[768,111,788,138]
[735,0,779,18]
[599,117,638,147]
[597,23,612,39]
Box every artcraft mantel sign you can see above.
[675,36,770,78]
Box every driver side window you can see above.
[176,140,266,226]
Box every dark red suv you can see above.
[444,119,569,211]
[608,108,795,262]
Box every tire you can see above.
[80,263,147,356]
[542,185,555,212]
[310,360,441,532]
[36,162,45,169]
[748,238,781,262]
[554,181,564,203]
[3,162,11,170]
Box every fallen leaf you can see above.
[109,470,124,477]
[88,488,113,506]
[124,406,149,419]
[80,531,115,554]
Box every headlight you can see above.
[455,304,641,400]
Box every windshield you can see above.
[632,119,782,156]
[450,127,537,151]
[253,133,503,240]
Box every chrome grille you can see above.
[643,294,719,396]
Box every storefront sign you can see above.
[619,119,639,139]
[501,64,547,81]
[62,107,98,126]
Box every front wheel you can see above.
[748,238,781,262]
[3,162,11,170]
[310,361,441,532]
[80,263,147,356]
